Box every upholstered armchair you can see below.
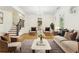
[0,39,8,52]
[0,33,17,52]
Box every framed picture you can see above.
[38,18,42,26]
[0,12,3,24]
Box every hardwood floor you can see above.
[18,33,54,42]
[18,33,37,42]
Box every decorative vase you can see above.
[40,34,43,43]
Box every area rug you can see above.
[17,40,64,53]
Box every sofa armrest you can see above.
[0,39,8,46]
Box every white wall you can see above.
[13,12,20,25]
[24,14,55,33]
[64,9,79,30]
[0,9,13,36]
[13,12,24,25]
[55,7,79,30]
[21,6,79,34]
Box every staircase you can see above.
[8,25,17,37]
[8,19,24,37]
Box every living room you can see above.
[0,6,79,53]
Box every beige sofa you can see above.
[54,36,78,53]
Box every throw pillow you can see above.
[76,31,79,40]
[70,32,77,41]
[1,36,8,41]
[64,32,71,40]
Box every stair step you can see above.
[9,33,16,34]
[9,30,16,31]
[11,28,17,30]
[9,30,16,32]
[10,30,16,32]
[11,28,16,30]
[9,32,16,33]
[9,31,16,33]
[10,29,17,31]
[10,35,16,37]
[11,27,16,28]
[8,25,19,36]
[9,34,16,35]
[12,26,16,27]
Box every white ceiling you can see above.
[19,6,59,15]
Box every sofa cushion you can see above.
[61,41,78,52]
[54,36,67,43]
[70,32,77,41]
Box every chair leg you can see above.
[32,50,35,53]
[46,50,50,53]
[8,47,16,53]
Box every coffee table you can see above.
[31,38,51,53]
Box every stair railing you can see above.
[16,19,24,36]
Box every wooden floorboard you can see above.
[18,33,54,42]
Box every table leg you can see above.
[8,47,16,53]
[20,47,21,52]
[32,50,35,53]
[46,50,50,53]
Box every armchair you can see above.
[0,39,8,52]
[0,33,18,52]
